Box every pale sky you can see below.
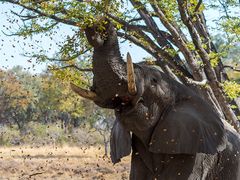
[0,2,223,74]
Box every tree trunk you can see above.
[104,139,109,157]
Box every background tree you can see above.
[0,68,34,131]
[0,66,86,130]
[0,0,239,131]
[91,107,115,157]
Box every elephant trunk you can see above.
[85,20,129,107]
[72,19,137,108]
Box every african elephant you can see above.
[71,19,240,180]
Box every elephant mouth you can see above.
[112,95,143,113]
[112,96,133,111]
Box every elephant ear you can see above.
[149,101,226,154]
[110,118,131,164]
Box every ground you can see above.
[0,146,130,180]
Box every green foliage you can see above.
[0,66,113,147]
[206,1,240,42]
[0,126,20,146]
[221,17,240,37]
[222,81,240,100]
[209,52,220,67]
[0,121,104,146]
[156,0,179,22]
[165,48,177,57]
[212,35,240,82]
[0,68,37,130]
[186,42,195,51]
[0,67,87,130]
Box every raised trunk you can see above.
[85,20,128,108]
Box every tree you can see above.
[92,107,115,156]
[0,68,34,130]
[0,0,239,131]
[0,66,86,131]
[36,71,85,124]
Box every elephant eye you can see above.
[151,78,158,84]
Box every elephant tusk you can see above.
[127,52,137,95]
[70,82,97,101]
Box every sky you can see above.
[0,2,223,74]
[0,3,46,73]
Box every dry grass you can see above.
[0,145,130,180]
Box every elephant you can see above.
[71,19,240,180]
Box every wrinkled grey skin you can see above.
[83,19,240,180]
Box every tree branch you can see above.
[194,0,203,12]
[128,17,143,23]
[151,0,202,80]
[218,0,230,18]
[10,10,39,21]
[23,48,90,62]
[130,0,171,47]
[108,13,179,48]
[222,65,240,72]
[3,0,79,27]
[117,32,158,58]
[117,32,192,79]
[185,77,207,86]
[107,13,151,33]
[177,0,240,132]
[130,0,193,78]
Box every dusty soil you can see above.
[0,146,130,180]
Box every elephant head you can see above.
[71,19,226,164]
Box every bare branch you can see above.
[151,0,203,81]
[23,48,91,62]
[107,13,151,33]
[10,10,39,21]
[178,0,216,77]
[128,17,143,23]
[1,30,19,37]
[222,65,240,72]
[130,0,192,78]
[218,0,230,18]
[185,77,207,86]
[192,13,229,82]
[194,0,203,12]
[2,22,59,37]
[130,0,170,47]
[117,32,158,58]
[117,32,191,79]
[108,15,171,62]
[177,0,240,130]
[108,13,178,48]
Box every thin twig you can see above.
[128,17,143,23]
[10,10,39,21]
[222,65,240,72]
[29,172,44,178]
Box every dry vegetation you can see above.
[0,146,130,180]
